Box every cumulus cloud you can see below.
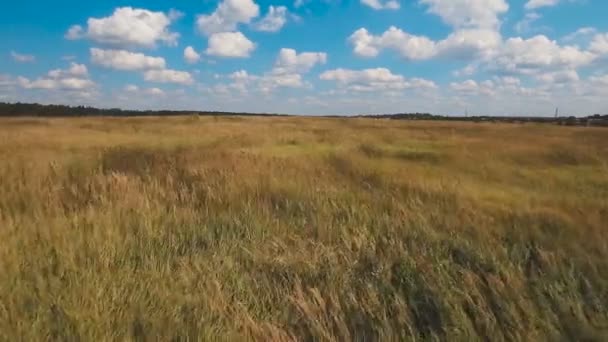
[210,48,328,95]
[350,23,602,80]
[49,63,89,78]
[514,12,542,34]
[260,73,306,91]
[253,6,288,32]
[562,27,597,43]
[66,7,180,48]
[0,75,15,88]
[535,70,579,84]
[450,79,485,94]
[419,0,509,29]
[589,74,608,86]
[125,84,166,96]
[65,25,84,40]
[360,0,400,10]
[349,27,436,59]
[11,51,36,63]
[89,48,193,86]
[349,27,500,60]
[146,87,166,96]
[124,84,139,92]
[590,33,608,54]
[212,70,306,95]
[273,48,327,74]
[320,68,437,92]
[197,0,259,35]
[184,46,201,64]
[349,0,510,64]
[264,48,327,89]
[450,76,547,99]
[525,0,560,10]
[90,48,166,71]
[143,69,194,85]
[489,35,596,75]
[17,63,95,91]
[206,31,256,58]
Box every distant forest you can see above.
[0,102,284,118]
[0,102,606,125]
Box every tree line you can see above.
[0,102,605,124]
[0,102,284,118]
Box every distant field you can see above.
[0,116,607,340]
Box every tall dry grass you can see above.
[0,116,607,340]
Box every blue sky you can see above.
[1,0,608,115]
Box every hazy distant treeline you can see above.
[0,102,606,122]
[0,102,284,118]
[360,112,608,121]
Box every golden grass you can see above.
[0,116,607,340]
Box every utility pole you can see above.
[555,107,559,118]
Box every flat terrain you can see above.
[0,116,607,340]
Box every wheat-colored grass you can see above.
[0,116,607,341]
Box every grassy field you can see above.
[0,115,607,341]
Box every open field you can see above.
[0,116,607,340]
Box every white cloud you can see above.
[254,6,288,32]
[294,0,306,8]
[48,62,89,78]
[450,79,483,94]
[361,0,400,10]
[197,0,259,35]
[261,48,328,90]
[90,48,166,71]
[143,69,194,85]
[168,9,184,21]
[273,48,327,74]
[229,70,252,82]
[562,27,597,42]
[11,51,36,63]
[349,27,437,59]
[210,47,328,96]
[351,24,600,80]
[419,0,509,29]
[65,25,84,40]
[321,68,403,85]
[514,12,542,33]
[66,7,180,48]
[0,75,16,90]
[125,84,139,92]
[17,63,95,91]
[125,84,166,96]
[525,0,560,10]
[184,46,201,64]
[438,29,502,59]
[206,31,256,58]
[453,64,478,77]
[489,35,596,75]
[146,87,166,96]
[589,74,608,86]
[349,26,500,60]
[450,77,546,99]
[320,68,437,92]
[212,69,307,95]
[590,33,608,55]
[536,70,579,84]
[261,73,306,90]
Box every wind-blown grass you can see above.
[0,116,607,340]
